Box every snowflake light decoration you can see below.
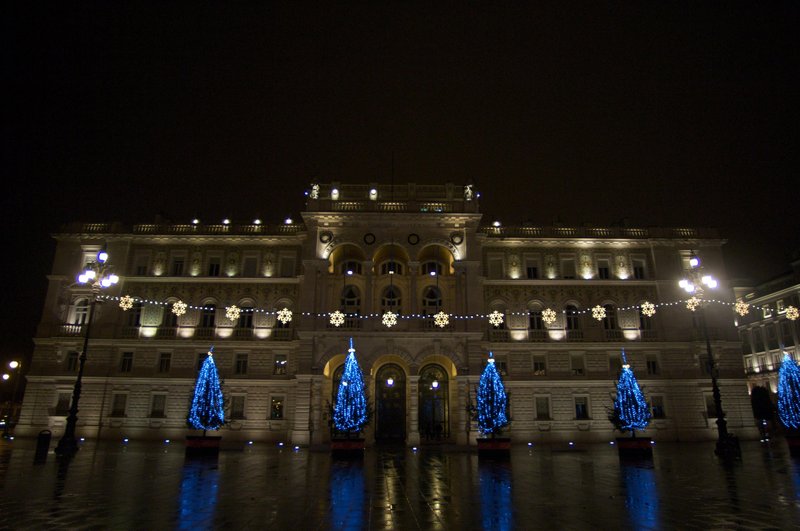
[382,311,398,328]
[225,305,241,322]
[591,305,606,321]
[330,310,345,327]
[277,308,293,325]
[542,308,557,325]
[640,301,656,318]
[686,297,701,312]
[434,311,450,328]
[488,310,504,327]
[734,300,750,317]
[119,295,134,311]
[172,300,187,317]
[786,305,799,321]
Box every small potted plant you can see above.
[609,349,652,459]
[475,352,511,455]
[777,352,800,456]
[186,347,225,457]
[331,338,369,455]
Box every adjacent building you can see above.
[18,182,759,445]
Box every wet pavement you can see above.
[1,437,799,530]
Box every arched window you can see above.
[127,302,142,327]
[602,304,617,330]
[421,261,443,276]
[565,305,580,330]
[200,305,216,328]
[341,285,361,315]
[381,286,402,313]
[165,306,179,328]
[238,306,254,329]
[72,298,89,325]
[380,260,404,276]
[529,308,544,330]
[639,307,653,331]
[340,261,362,275]
[421,286,442,315]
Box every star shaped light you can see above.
[488,310,504,327]
[542,308,557,325]
[591,305,606,321]
[330,310,345,327]
[225,305,241,322]
[382,311,398,328]
[172,300,187,317]
[734,300,750,317]
[277,308,293,325]
[641,301,656,318]
[786,305,799,321]
[119,295,134,311]
[686,297,701,312]
[434,311,450,328]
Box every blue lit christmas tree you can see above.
[610,349,651,436]
[187,347,225,434]
[333,338,368,435]
[476,352,509,436]
[777,353,800,430]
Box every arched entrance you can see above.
[375,364,406,441]
[419,364,449,441]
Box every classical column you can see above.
[290,375,313,446]
[455,375,470,445]
[407,375,420,445]
[309,375,324,445]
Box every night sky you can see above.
[3,4,799,363]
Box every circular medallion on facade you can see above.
[450,232,464,245]
[319,231,333,243]
[407,233,420,245]
[363,233,376,245]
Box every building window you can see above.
[570,354,585,376]
[565,305,581,330]
[379,260,404,275]
[66,351,79,372]
[561,258,576,279]
[651,395,666,419]
[381,286,402,313]
[158,352,171,373]
[235,353,248,375]
[238,308,254,329]
[207,257,221,277]
[781,321,795,347]
[150,394,166,418]
[646,355,660,376]
[532,355,547,376]
[639,308,653,331]
[597,259,611,280]
[201,305,216,328]
[753,329,766,352]
[171,257,185,276]
[487,256,504,279]
[242,256,258,277]
[529,310,544,330]
[165,310,179,329]
[273,354,287,375]
[421,261,442,276]
[535,396,551,420]
[134,254,149,276]
[602,304,617,330]
[341,261,363,275]
[111,394,128,417]
[632,258,647,280]
[55,392,72,416]
[525,258,540,279]
[230,395,245,420]
[421,286,442,316]
[341,286,361,315]
[127,302,142,327]
[609,353,622,375]
[270,396,285,420]
[279,255,296,277]
[120,352,133,373]
[763,305,773,319]
[574,396,590,420]
[72,298,90,325]
[766,325,779,350]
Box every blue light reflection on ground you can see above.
[621,463,659,529]
[176,459,219,530]
[480,460,514,531]
[329,460,365,529]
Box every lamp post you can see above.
[679,254,741,460]
[2,361,22,438]
[54,249,119,457]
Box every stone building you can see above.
[18,182,758,445]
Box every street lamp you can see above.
[2,361,22,438]
[54,249,119,457]
[679,254,740,460]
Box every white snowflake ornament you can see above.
[686,297,701,312]
[330,310,345,327]
[786,306,799,321]
[172,300,187,317]
[434,311,449,328]
[382,311,398,328]
[542,308,557,325]
[734,300,750,317]
[119,295,134,311]
[641,301,656,318]
[488,310,504,327]
[277,308,293,325]
[225,305,241,322]
[591,305,606,321]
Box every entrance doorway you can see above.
[419,364,449,441]
[375,364,406,441]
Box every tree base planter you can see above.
[785,433,800,457]
[477,437,511,458]
[185,435,222,458]
[331,438,365,457]
[616,437,653,460]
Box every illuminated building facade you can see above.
[18,182,758,445]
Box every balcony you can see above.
[488,329,510,342]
